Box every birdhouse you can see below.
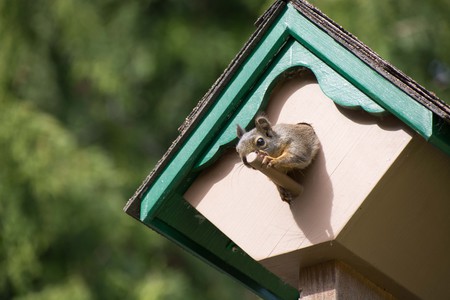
[124,1,450,299]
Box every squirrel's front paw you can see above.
[262,155,277,167]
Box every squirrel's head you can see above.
[236,115,275,167]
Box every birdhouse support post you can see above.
[298,261,394,299]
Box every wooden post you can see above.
[298,261,395,300]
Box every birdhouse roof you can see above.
[125,0,450,218]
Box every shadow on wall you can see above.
[264,67,413,244]
[289,148,335,243]
[265,68,335,244]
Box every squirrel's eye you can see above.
[256,138,265,147]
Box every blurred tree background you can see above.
[0,0,448,299]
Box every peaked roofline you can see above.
[124,0,450,217]
[290,0,450,120]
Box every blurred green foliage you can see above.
[0,0,448,299]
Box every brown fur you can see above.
[236,115,320,203]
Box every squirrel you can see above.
[236,114,320,204]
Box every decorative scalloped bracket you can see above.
[196,39,386,169]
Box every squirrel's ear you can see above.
[255,116,274,138]
[236,125,245,139]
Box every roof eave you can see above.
[123,0,287,218]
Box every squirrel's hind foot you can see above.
[277,186,293,205]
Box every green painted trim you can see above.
[140,10,289,221]
[285,3,433,138]
[195,4,438,168]
[430,114,450,156]
[141,0,436,224]
[147,194,299,300]
[197,39,385,168]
